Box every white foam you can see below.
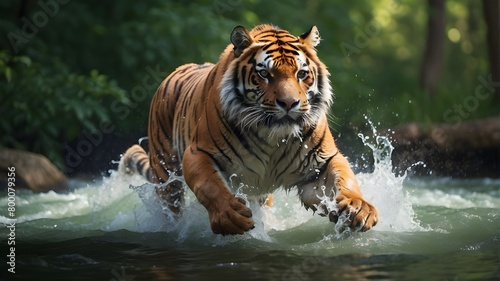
[356,130,425,232]
[406,186,500,209]
[0,119,431,242]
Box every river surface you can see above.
[1,136,499,280]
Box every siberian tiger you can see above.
[121,24,378,235]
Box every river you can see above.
[1,135,499,280]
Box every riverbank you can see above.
[387,116,500,178]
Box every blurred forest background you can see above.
[0,0,498,177]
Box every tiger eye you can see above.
[257,69,270,79]
[297,70,308,80]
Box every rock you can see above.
[0,149,68,192]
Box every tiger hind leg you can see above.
[155,180,184,216]
[120,144,184,216]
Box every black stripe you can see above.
[283,48,300,56]
[160,79,170,100]
[287,43,300,51]
[145,169,153,182]
[204,104,232,164]
[206,67,217,90]
[230,125,251,152]
[196,146,224,172]
[241,66,247,88]
[301,126,327,169]
[244,129,270,156]
[149,120,170,166]
[171,66,198,96]
[265,47,300,56]
[262,43,274,51]
[293,146,340,188]
[136,157,146,173]
[255,30,279,38]
[275,143,303,179]
[213,99,263,175]
[218,122,244,163]
[247,52,258,67]
[232,61,240,89]
[177,71,202,95]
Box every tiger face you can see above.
[220,25,333,139]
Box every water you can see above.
[1,133,500,280]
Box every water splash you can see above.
[356,117,424,233]
[1,117,427,245]
[124,116,425,241]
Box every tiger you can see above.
[121,24,378,235]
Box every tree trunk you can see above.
[420,0,446,97]
[387,116,500,178]
[482,0,500,104]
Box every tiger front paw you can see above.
[329,195,379,232]
[207,196,255,235]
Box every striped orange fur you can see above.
[121,24,378,235]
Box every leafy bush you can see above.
[0,50,129,168]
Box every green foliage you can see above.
[0,50,129,168]
[0,0,496,169]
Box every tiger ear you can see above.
[231,26,253,57]
[299,26,321,47]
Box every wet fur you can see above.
[121,24,378,235]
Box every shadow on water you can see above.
[1,129,500,280]
[11,229,500,281]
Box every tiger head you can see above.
[220,24,333,139]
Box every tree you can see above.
[420,0,446,97]
[482,0,500,104]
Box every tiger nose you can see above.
[276,97,300,111]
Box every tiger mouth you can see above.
[267,114,303,127]
[278,115,297,123]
